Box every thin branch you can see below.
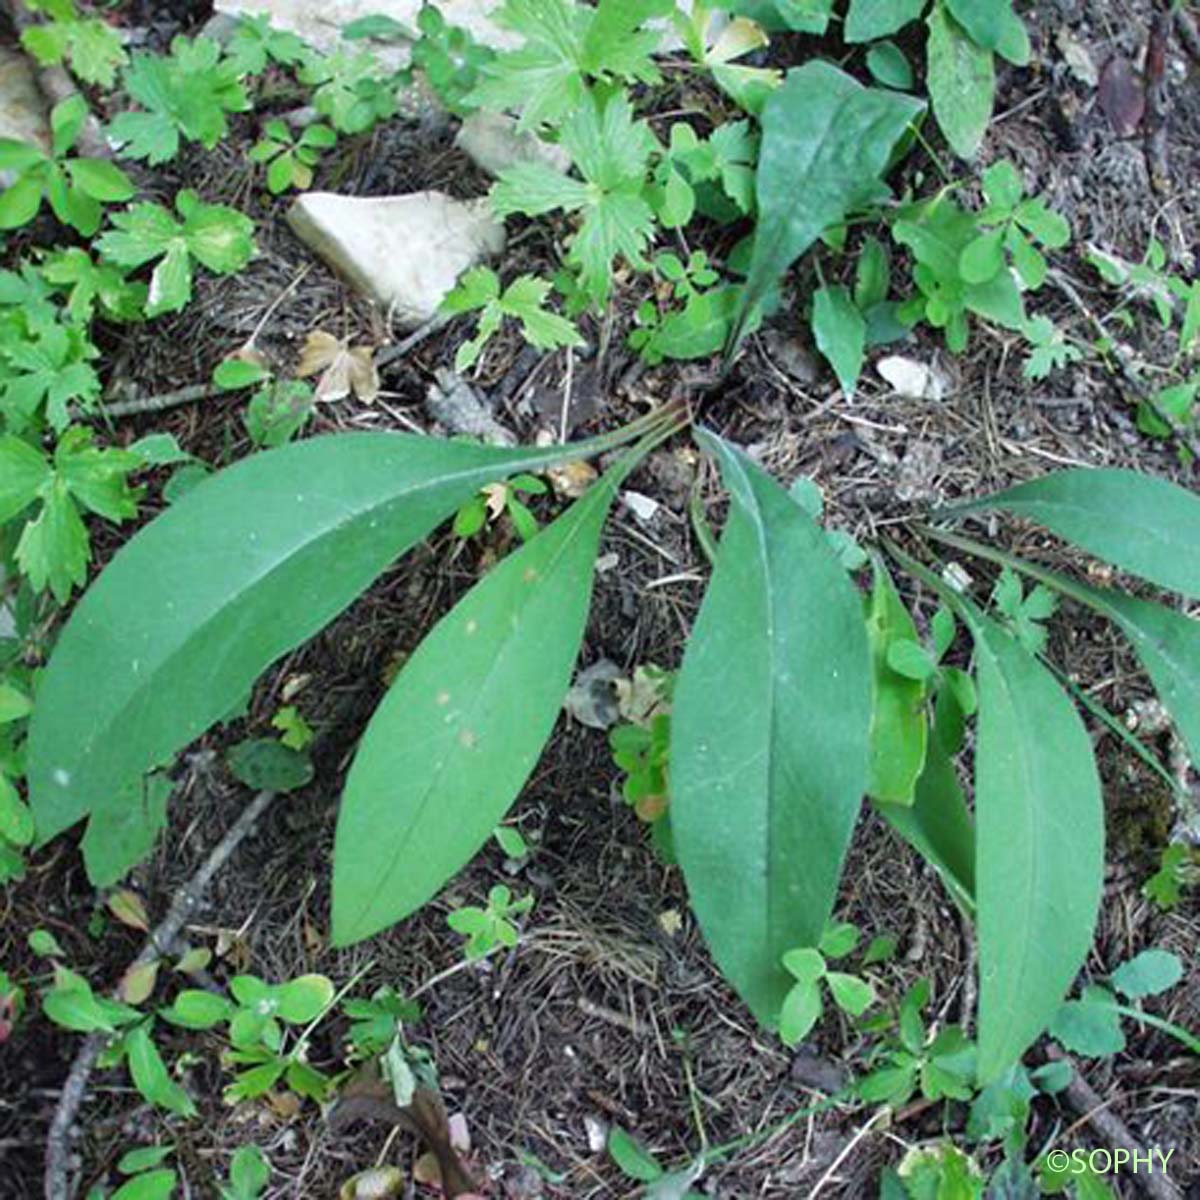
[1045,1046,1183,1200]
[95,384,219,420]
[44,789,277,1200]
[1144,3,1172,194]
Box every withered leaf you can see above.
[296,330,380,404]
[108,888,150,932]
[1098,54,1145,137]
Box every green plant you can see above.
[248,119,336,193]
[343,985,422,1058]
[1143,842,1197,910]
[219,1146,270,1200]
[94,1144,178,1200]
[1048,948,1197,1058]
[778,923,877,1045]
[160,972,336,1103]
[297,48,399,135]
[24,411,1200,1094]
[442,267,582,372]
[96,189,257,317]
[0,96,135,235]
[19,0,128,88]
[453,473,548,544]
[857,979,975,1105]
[447,884,533,960]
[108,35,251,163]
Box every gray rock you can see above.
[0,45,49,186]
[454,110,571,177]
[286,190,505,326]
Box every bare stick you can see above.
[44,789,277,1200]
[374,317,446,369]
[1045,1046,1182,1200]
[97,384,219,420]
[1143,4,1172,195]
[1,0,109,158]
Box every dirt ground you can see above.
[1,0,1198,1197]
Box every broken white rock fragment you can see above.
[213,0,521,65]
[876,355,950,402]
[454,111,571,177]
[286,191,505,327]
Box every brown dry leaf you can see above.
[547,458,597,499]
[1098,54,1145,137]
[108,889,150,932]
[303,918,324,956]
[267,1090,303,1120]
[119,959,160,1005]
[296,329,380,403]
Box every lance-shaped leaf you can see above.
[964,606,1103,1082]
[331,464,625,945]
[670,431,872,1025]
[28,432,626,884]
[948,468,1200,600]
[730,61,922,351]
[865,559,928,805]
[875,733,975,915]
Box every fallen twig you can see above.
[44,789,277,1200]
[1045,1046,1182,1200]
[96,383,220,419]
[1144,4,1172,194]
[1,0,109,158]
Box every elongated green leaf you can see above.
[965,607,1103,1082]
[875,734,975,914]
[731,61,922,350]
[926,2,993,160]
[865,559,928,804]
[671,432,872,1025]
[28,432,621,884]
[331,467,622,945]
[948,468,1200,600]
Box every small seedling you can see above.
[779,922,876,1046]
[454,474,548,543]
[248,119,337,193]
[447,885,533,960]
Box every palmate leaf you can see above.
[962,604,1103,1082]
[27,431,639,885]
[332,457,629,945]
[670,431,872,1025]
[731,61,922,351]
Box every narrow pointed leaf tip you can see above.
[331,465,625,945]
[949,468,1200,599]
[670,430,872,1025]
[28,432,620,884]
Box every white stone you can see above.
[454,110,570,178]
[286,190,505,327]
[213,1,521,63]
[876,355,949,401]
[0,44,50,178]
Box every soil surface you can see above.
[1,1,1198,1198]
